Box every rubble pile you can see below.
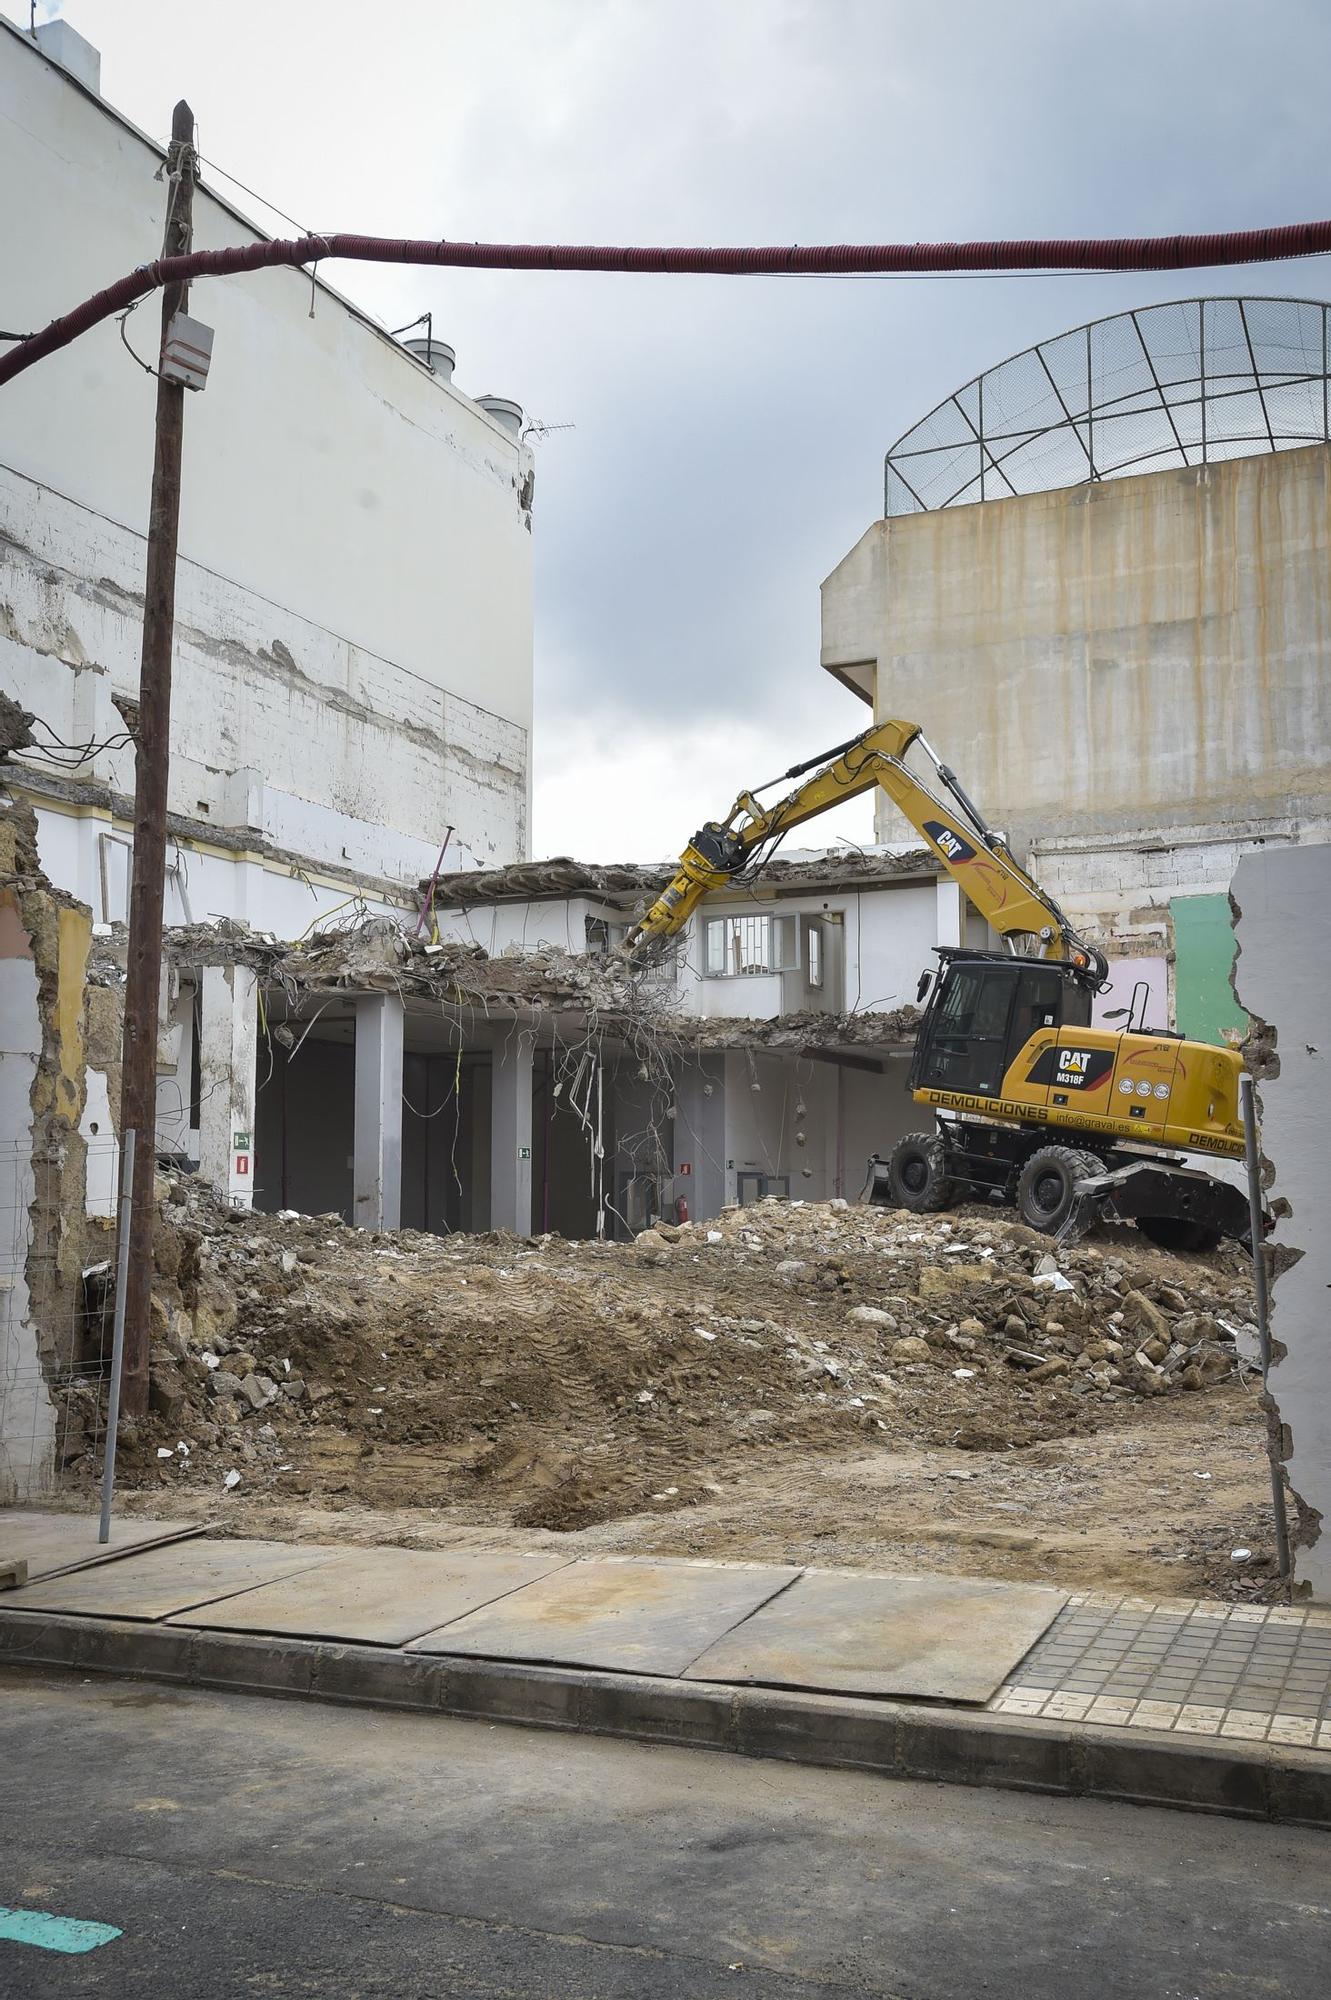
[70,1180,1257,1533]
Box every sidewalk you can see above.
[2,1510,1328,1828]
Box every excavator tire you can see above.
[887,1132,956,1213]
[1135,1215,1223,1255]
[1016,1145,1102,1236]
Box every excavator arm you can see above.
[623,719,1108,987]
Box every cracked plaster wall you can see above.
[0,802,94,1500]
[1232,843,1331,1602]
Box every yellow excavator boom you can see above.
[624,719,1106,984]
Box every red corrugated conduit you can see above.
[4,219,1331,387]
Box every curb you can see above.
[2,1609,1328,1829]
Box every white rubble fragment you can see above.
[223,1469,241,1489]
[156,1447,174,1459]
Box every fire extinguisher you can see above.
[675,1195,689,1225]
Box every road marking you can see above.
[0,1907,122,1954]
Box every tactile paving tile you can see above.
[991,1593,1331,1745]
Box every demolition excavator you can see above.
[623,719,1251,1249]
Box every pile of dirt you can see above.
[66,1178,1258,1537]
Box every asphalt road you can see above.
[0,1667,1327,1998]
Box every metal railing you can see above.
[886,296,1331,516]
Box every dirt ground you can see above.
[119,1383,1271,1601]
[79,1181,1277,1603]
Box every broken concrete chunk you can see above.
[148,1360,188,1426]
[1121,1290,1170,1342]
[209,1370,243,1400]
[1029,1357,1070,1381]
[917,1264,993,1298]
[238,1371,278,1411]
[846,1306,897,1328]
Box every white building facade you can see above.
[0,15,534,933]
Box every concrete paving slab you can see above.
[165,1549,575,1645]
[410,1558,801,1677]
[1,1538,340,1622]
[0,1510,201,1583]
[683,1569,1067,1703]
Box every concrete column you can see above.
[673,1053,726,1224]
[155,973,196,1157]
[198,964,259,1210]
[936,879,964,950]
[353,993,405,1231]
[489,1031,533,1235]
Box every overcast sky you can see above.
[21,1,1331,861]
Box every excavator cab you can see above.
[909,950,1093,1102]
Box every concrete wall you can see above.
[823,445,1331,858]
[0,806,96,1500]
[0,21,533,927]
[721,1049,917,1208]
[1232,843,1331,1603]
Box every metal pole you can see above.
[1239,1072,1292,1581]
[118,100,195,1416]
[98,1129,137,1545]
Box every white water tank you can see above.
[403,337,456,382]
[476,395,524,438]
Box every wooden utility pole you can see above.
[119,100,195,1416]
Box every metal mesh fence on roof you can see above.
[884,296,1331,515]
